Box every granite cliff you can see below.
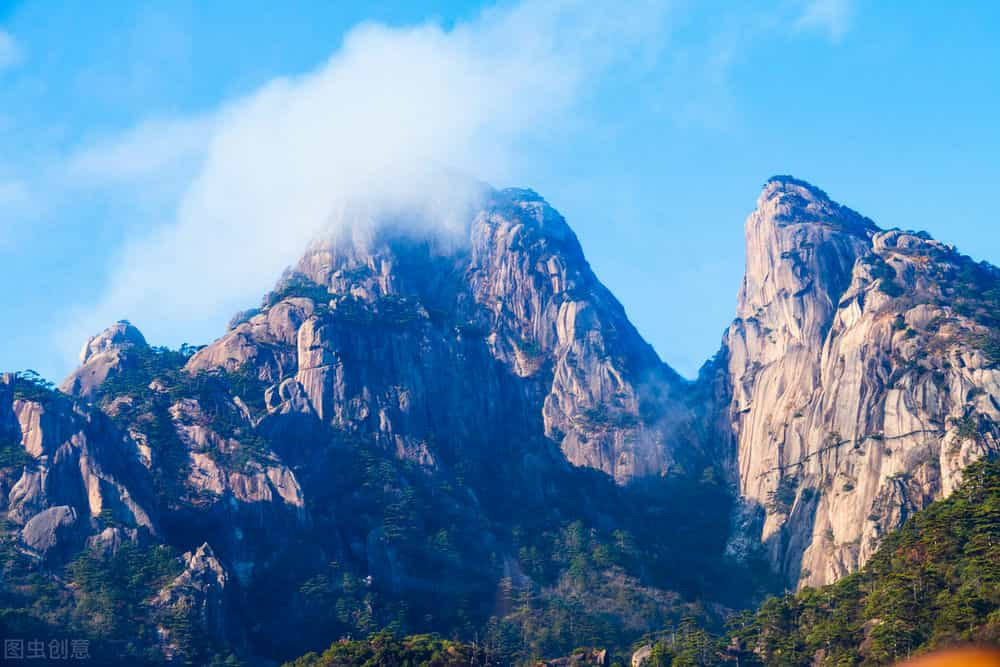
[717,176,1000,587]
[0,177,997,664]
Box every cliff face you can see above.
[0,372,158,563]
[187,188,696,485]
[3,176,998,662]
[17,188,717,661]
[721,177,1000,587]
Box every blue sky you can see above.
[1,0,998,382]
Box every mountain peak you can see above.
[60,320,148,398]
[756,175,878,235]
[78,320,148,364]
[763,174,831,200]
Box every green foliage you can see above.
[977,333,1000,367]
[68,543,182,640]
[868,260,905,298]
[766,475,800,515]
[96,345,193,399]
[264,274,333,308]
[10,370,59,406]
[0,431,33,469]
[0,536,185,665]
[96,344,273,479]
[644,457,1000,666]
[327,295,425,328]
[282,631,490,667]
[953,414,981,442]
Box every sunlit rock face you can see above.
[186,187,699,485]
[0,372,158,565]
[717,176,1000,587]
[8,176,997,660]
[60,321,149,399]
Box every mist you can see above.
[58,0,671,370]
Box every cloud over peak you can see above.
[58,0,672,367]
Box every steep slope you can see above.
[187,188,696,484]
[0,371,157,563]
[4,176,996,664]
[286,458,1000,666]
[720,176,1000,588]
[5,187,728,663]
[639,457,1000,667]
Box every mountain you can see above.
[0,177,997,665]
[635,456,1000,666]
[290,457,1000,666]
[715,176,1000,588]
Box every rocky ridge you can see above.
[0,177,997,663]
[719,176,1000,587]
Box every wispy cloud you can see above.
[57,0,673,363]
[63,115,216,184]
[796,0,853,42]
[0,29,21,71]
[0,179,34,249]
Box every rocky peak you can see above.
[153,542,236,657]
[721,177,1000,588]
[61,321,149,398]
[185,187,697,484]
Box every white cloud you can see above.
[796,0,853,41]
[63,115,216,184]
[0,30,22,71]
[59,0,673,363]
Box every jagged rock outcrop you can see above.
[9,175,997,663]
[719,176,1000,587]
[468,191,692,481]
[0,372,157,563]
[60,321,149,398]
[188,188,698,484]
[153,543,236,658]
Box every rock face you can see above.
[20,505,79,562]
[188,188,697,484]
[5,176,999,663]
[719,176,1000,587]
[60,321,149,398]
[153,543,235,658]
[0,372,157,564]
[40,188,711,662]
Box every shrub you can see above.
[766,476,800,515]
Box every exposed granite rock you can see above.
[468,190,693,482]
[1,373,157,544]
[20,505,79,563]
[163,395,307,584]
[85,525,140,556]
[153,543,234,658]
[718,176,1000,587]
[631,644,653,667]
[189,188,698,484]
[60,321,148,398]
[186,297,314,382]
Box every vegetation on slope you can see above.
[642,458,1000,666]
[284,458,998,666]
